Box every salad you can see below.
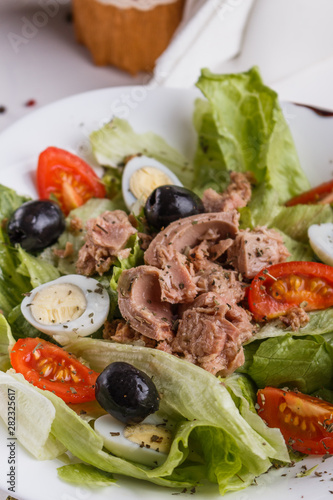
[2,67,333,497]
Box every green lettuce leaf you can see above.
[245,334,333,393]
[0,243,60,340]
[7,304,53,342]
[278,231,314,262]
[252,308,333,342]
[57,463,116,486]
[0,184,30,220]
[16,246,60,287]
[0,315,15,371]
[0,337,289,494]
[0,186,34,315]
[225,374,288,465]
[0,371,66,460]
[110,234,144,292]
[239,183,281,229]
[192,99,230,195]
[90,118,194,188]
[65,339,289,484]
[0,227,31,316]
[271,204,333,243]
[0,185,61,316]
[195,67,310,202]
[311,387,333,403]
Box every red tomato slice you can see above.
[37,147,106,215]
[248,261,333,321]
[257,387,333,455]
[286,179,333,206]
[10,338,99,403]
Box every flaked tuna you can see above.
[157,247,197,304]
[227,226,290,279]
[280,307,310,331]
[118,266,174,342]
[144,211,239,267]
[202,172,252,213]
[76,210,137,276]
[103,319,157,347]
[172,292,255,376]
[194,262,246,304]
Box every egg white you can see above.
[122,155,182,211]
[308,223,333,266]
[21,275,110,343]
[94,413,171,467]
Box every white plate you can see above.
[1,88,333,500]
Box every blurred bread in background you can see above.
[73,0,186,75]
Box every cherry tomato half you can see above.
[37,147,106,215]
[257,387,333,455]
[286,179,333,206]
[10,338,99,403]
[248,261,333,321]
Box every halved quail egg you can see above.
[21,275,109,343]
[122,155,182,212]
[94,412,173,467]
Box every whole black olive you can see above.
[7,200,66,252]
[144,185,204,230]
[95,362,160,424]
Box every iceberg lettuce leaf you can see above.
[278,231,314,262]
[0,338,289,493]
[90,118,194,187]
[66,339,289,466]
[271,204,333,243]
[57,463,116,486]
[252,308,333,342]
[0,371,66,460]
[225,374,288,464]
[239,183,281,229]
[195,67,310,202]
[0,315,15,371]
[192,99,230,195]
[16,246,60,287]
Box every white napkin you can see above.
[218,0,333,82]
[152,0,255,87]
[153,0,333,109]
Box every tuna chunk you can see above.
[227,226,290,279]
[76,210,137,276]
[157,248,197,304]
[202,172,252,213]
[103,319,157,347]
[195,263,246,304]
[118,266,174,342]
[145,211,239,268]
[172,292,254,376]
[280,307,310,331]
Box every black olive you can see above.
[7,200,66,252]
[144,185,204,230]
[95,362,160,424]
